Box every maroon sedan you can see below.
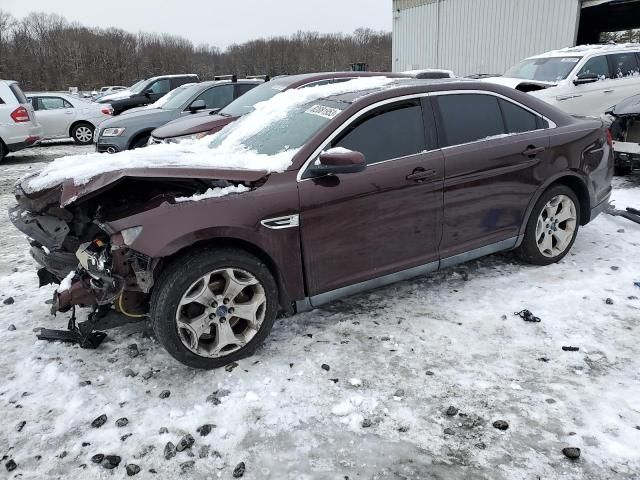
[148,72,409,143]
[11,79,613,369]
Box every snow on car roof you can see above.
[532,43,640,59]
[22,77,397,194]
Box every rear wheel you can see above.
[71,123,94,145]
[150,248,278,369]
[518,185,580,265]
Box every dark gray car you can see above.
[95,79,262,152]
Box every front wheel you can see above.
[517,185,580,266]
[150,248,278,369]
[71,123,94,145]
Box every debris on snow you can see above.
[493,420,509,430]
[3,297,14,305]
[91,414,107,428]
[562,346,580,352]
[159,390,170,399]
[562,447,581,459]
[446,406,459,416]
[233,462,246,478]
[164,442,176,460]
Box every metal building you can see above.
[392,0,640,76]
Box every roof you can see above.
[393,0,628,12]
[530,43,640,59]
[147,74,198,81]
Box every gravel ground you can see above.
[1,142,639,479]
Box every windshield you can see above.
[129,79,149,94]
[210,99,345,156]
[219,83,283,117]
[154,84,198,110]
[504,57,581,82]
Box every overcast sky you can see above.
[1,0,392,49]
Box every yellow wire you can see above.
[118,294,147,318]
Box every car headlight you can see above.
[102,127,126,137]
[165,131,210,144]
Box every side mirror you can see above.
[189,100,206,112]
[143,89,153,97]
[573,73,599,86]
[308,148,366,176]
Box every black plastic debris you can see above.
[562,346,579,352]
[514,309,541,322]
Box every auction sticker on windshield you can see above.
[305,104,342,119]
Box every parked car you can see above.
[149,72,410,144]
[484,43,640,117]
[95,78,263,152]
[92,86,127,101]
[10,78,613,368]
[27,92,113,145]
[97,75,199,115]
[403,69,456,79]
[0,80,42,162]
[608,93,640,175]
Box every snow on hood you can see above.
[481,77,557,89]
[23,77,396,194]
[99,89,133,101]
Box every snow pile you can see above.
[323,147,354,155]
[22,77,398,193]
[174,184,250,203]
[56,270,75,293]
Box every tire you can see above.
[130,135,150,150]
[150,248,279,369]
[71,123,95,145]
[517,185,581,266]
[0,142,5,163]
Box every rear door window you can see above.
[194,84,235,109]
[37,97,73,110]
[332,100,426,165]
[499,99,540,134]
[608,53,640,78]
[9,83,28,104]
[435,94,505,147]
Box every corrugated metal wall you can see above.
[392,0,582,75]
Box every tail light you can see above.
[101,106,113,115]
[606,128,613,147]
[10,106,30,123]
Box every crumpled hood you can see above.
[481,77,557,91]
[17,167,268,209]
[609,94,640,117]
[152,113,238,139]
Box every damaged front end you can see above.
[608,94,640,175]
[9,170,262,321]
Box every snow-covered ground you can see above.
[1,143,639,479]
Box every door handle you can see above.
[603,90,614,94]
[522,146,545,157]
[64,110,74,114]
[406,168,437,182]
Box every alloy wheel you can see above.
[175,268,267,358]
[75,126,93,143]
[535,194,577,258]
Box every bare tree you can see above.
[0,10,391,91]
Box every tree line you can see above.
[0,11,392,91]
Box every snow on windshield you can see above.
[23,77,397,193]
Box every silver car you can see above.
[28,92,113,145]
[95,78,262,152]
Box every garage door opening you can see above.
[578,0,640,44]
